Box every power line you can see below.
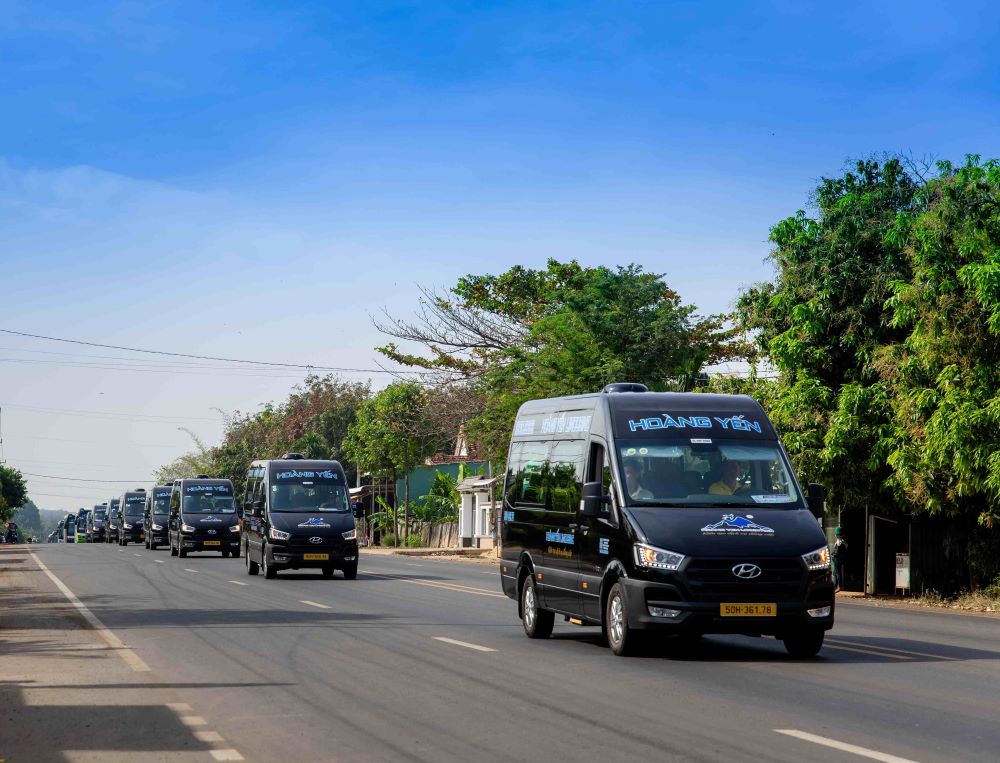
[1,402,219,423]
[21,471,150,484]
[0,328,415,375]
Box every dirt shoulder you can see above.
[837,589,1000,618]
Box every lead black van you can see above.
[144,485,172,549]
[499,384,833,657]
[241,455,358,579]
[168,477,239,558]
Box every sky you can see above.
[2,0,999,511]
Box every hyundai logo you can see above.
[309,537,323,544]
[732,563,762,580]
[206,529,216,535]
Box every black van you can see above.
[499,384,833,657]
[117,490,146,545]
[105,498,121,543]
[241,455,358,579]
[144,485,172,550]
[87,503,108,542]
[168,477,239,558]
[62,513,76,543]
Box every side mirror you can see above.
[252,499,265,516]
[807,483,826,520]
[580,481,611,518]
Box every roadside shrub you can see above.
[380,534,396,547]
[406,533,422,548]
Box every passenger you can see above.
[623,460,653,500]
[708,460,742,495]
[645,459,687,498]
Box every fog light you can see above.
[344,556,357,561]
[807,606,832,618]
[274,555,289,562]
[648,606,682,618]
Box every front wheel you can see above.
[520,575,554,639]
[342,563,358,580]
[606,582,644,656]
[782,629,825,658]
[245,544,259,576]
[170,537,178,556]
[262,544,277,579]
[322,566,334,579]
[178,543,187,558]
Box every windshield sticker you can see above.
[545,530,574,545]
[627,414,762,434]
[690,438,712,444]
[751,494,792,503]
[276,470,338,480]
[513,419,536,436]
[297,517,332,528]
[701,514,774,536]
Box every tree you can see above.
[13,498,43,538]
[0,465,28,523]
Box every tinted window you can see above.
[182,483,235,513]
[269,469,349,513]
[514,441,550,507]
[548,440,584,512]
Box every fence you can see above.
[413,521,459,548]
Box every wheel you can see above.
[321,566,334,579]
[121,539,127,547]
[221,549,229,559]
[178,544,187,558]
[342,563,357,580]
[150,542,157,550]
[170,537,178,556]
[782,629,825,658]
[606,582,644,656]
[262,544,277,579]
[245,544,259,576]
[520,575,554,639]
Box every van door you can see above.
[540,440,586,616]
[243,468,264,560]
[579,440,617,621]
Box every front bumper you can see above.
[147,528,168,544]
[620,575,834,636]
[121,526,145,542]
[180,532,240,552]
[266,541,358,569]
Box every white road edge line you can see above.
[228,580,249,586]
[300,600,331,610]
[774,729,921,763]
[433,637,497,653]
[28,550,151,673]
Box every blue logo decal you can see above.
[628,414,762,434]
[297,517,332,528]
[701,514,774,536]
[545,530,575,545]
[598,538,610,555]
[202,515,223,523]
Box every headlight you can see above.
[151,524,163,531]
[633,543,686,571]
[269,527,290,541]
[123,523,133,529]
[802,546,831,571]
[229,525,241,533]
[342,529,357,540]
[181,523,196,533]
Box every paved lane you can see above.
[22,543,1000,762]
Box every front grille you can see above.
[682,557,804,601]
[288,535,350,553]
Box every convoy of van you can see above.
[46,387,834,659]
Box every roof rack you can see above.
[602,382,649,394]
[280,452,305,460]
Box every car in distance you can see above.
[144,485,172,550]
[105,498,121,543]
[168,477,239,558]
[242,454,358,580]
[117,490,147,546]
[499,383,833,658]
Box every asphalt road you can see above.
[12,542,1000,762]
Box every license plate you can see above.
[720,603,776,617]
[303,553,329,561]
[203,540,220,546]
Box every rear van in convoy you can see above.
[144,485,172,549]
[242,455,358,579]
[105,498,121,543]
[61,513,76,543]
[169,477,239,558]
[117,490,146,545]
[499,384,833,657]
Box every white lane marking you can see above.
[823,643,910,660]
[29,551,151,672]
[184,568,198,573]
[363,571,506,598]
[154,560,165,564]
[134,553,142,557]
[167,703,192,712]
[433,636,497,653]
[774,730,920,763]
[300,600,331,610]
[228,580,249,586]
[826,638,957,661]
[405,563,425,567]
[179,715,207,727]
[195,730,225,742]
[210,750,244,761]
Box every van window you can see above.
[269,470,350,513]
[515,441,550,507]
[549,440,584,512]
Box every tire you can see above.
[606,582,644,656]
[321,566,334,579]
[520,575,554,639]
[121,539,127,547]
[245,544,259,576]
[150,542,157,551]
[221,549,229,559]
[782,629,825,658]
[178,544,187,558]
[342,563,358,580]
[262,544,277,579]
[170,537,178,556]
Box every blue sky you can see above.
[2,0,999,509]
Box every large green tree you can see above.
[0,465,28,523]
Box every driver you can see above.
[709,460,742,495]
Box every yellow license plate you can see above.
[203,540,220,546]
[720,603,776,617]
[303,553,329,561]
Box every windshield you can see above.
[123,502,145,516]
[183,485,235,514]
[66,519,75,531]
[618,439,800,508]
[270,470,350,513]
[94,509,106,519]
[153,495,170,514]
